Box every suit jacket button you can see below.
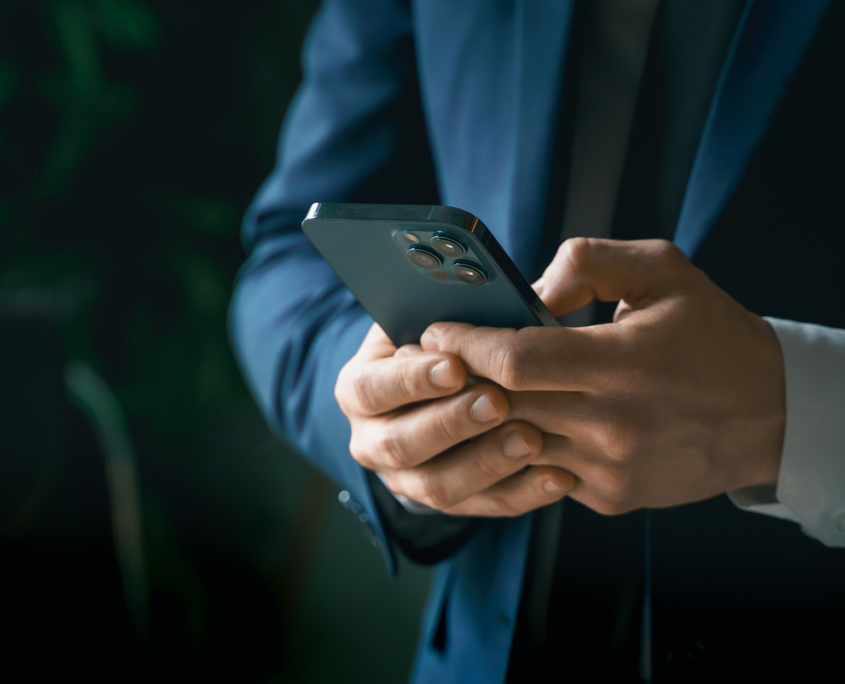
[338,490,363,515]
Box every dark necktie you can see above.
[507,2,747,682]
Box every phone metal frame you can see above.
[305,202,557,324]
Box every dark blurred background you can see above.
[0,1,431,682]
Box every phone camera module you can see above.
[430,235,465,258]
[407,246,443,271]
[452,261,488,285]
[402,232,420,243]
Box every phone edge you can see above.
[303,202,559,328]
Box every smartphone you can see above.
[302,203,558,347]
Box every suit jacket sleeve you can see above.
[728,317,845,548]
[228,0,474,572]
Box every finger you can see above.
[394,344,424,358]
[380,421,542,510]
[531,433,640,516]
[350,384,509,470]
[358,323,399,360]
[506,390,597,435]
[531,432,593,473]
[441,466,575,517]
[532,237,689,317]
[337,350,468,416]
[421,322,609,392]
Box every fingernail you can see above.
[430,361,458,389]
[470,393,499,423]
[503,431,531,460]
[420,330,439,351]
[544,479,565,494]
[533,281,545,297]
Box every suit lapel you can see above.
[505,0,575,279]
[674,0,833,257]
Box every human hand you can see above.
[421,238,786,515]
[335,324,574,515]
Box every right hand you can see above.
[335,324,574,516]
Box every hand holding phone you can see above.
[307,203,574,516]
[333,323,574,516]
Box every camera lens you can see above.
[452,261,488,285]
[407,246,443,270]
[430,234,465,258]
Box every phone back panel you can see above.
[302,203,557,347]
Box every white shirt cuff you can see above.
[727,485,800,523]
[732,318,845,547]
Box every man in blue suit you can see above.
[230,1,845,681]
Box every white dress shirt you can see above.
[730,319,845,547]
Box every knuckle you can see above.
[373,425,405,470]
[430,408,465,445]
[472,446,504,481]
[351,371,378,415]
[335,362,355,412]
[396,343,420,356]
[415,474,450,510]
[651,239,684,267]
[395,361,423,399]
[494,340,527,391]
[598,430,625,462]
[559,236,592,273]
[424,323,457,353]
[349,430,374,469]
[599,417,638,462]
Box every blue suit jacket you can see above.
[230,1,837,682]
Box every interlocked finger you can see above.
[337,350,467,416]
[441,465,575,517]
[394,343,424,358]
[349,384,509,471]
[380,421,543,510]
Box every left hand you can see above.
[421,238,786,515]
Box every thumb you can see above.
[532,238,686,318]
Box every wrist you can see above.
[746,317,786,488]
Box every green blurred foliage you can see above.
[0,2,433,681]
[0,0,317,430]
[95,0,162,50]
[0,0,324,611]
[0,0,317,666]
